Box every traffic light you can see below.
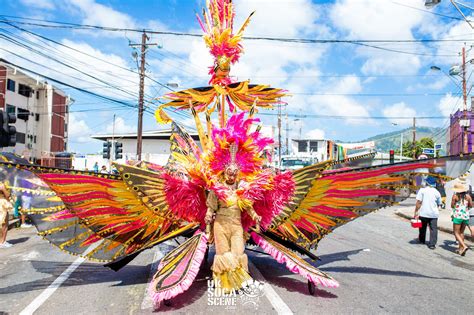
[102,141,111,159]
[0,109,16,147]
[114,142,123,159]
[389,149,395,164]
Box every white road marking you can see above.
[19,242,102,315]
[248,260,294,315]
[140,244,165,310]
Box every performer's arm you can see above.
[243,203,262,232]
[205,191,217,226]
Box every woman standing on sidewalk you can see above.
[0,182,13,248]
[451,182,472,256]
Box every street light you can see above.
[425,0,473,29]
[430,65,463,90]
[425,0,441,7]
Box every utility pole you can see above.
[412,117,416,159]
[399,132,403,162]
[129,31,158,161]
[462,46,469,154]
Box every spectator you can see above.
[20,193,33,228]
[451,182,472,256]
[100,165,108,174]
[0,182,13,248]
[414,176,442,249]
[93,162,99,173]
[110,165,119,175]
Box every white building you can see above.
[0,59,71,162]
[289,139,331,162]
[89,129,201,167]
[86,124,275,171]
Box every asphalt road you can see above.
[1,202,473,315]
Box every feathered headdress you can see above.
[196,0,254,85]
[207,112,273,178]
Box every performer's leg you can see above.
[212,219,251,291]
[230,225,248,271]
[213,220,230,255]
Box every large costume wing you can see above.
[114,163,208,224]
[268,157,468,250]
[149,232,208,305]
[0,161,196,263]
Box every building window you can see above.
[7,79,15,92]
[35,113,40,121]
[33,136,37,143]
[298,141,308,153]
[18,84,33,97]
[17,108,30,121]
[36,91,40,99]
[309,141,318,152]
[17,132,25,144]
[6,104,15,115]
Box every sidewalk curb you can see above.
[395,211,474,243]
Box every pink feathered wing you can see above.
[149,233,208,306]
[241,169,295,230]
[251,232,339,288]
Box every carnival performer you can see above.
[205,144,262,292]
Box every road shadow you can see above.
[317,249,366,266]
[408,239,425,245]
[246,247,461,299]
[321,266,460,281]
[8,237,29,245]
[0,260,152,295]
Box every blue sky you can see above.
[0,0,473,154]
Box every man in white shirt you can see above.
[414,176,442,249]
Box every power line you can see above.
[1,21,176,93]
[291,92,461,96]
[0,58,138,109]
[391,1,472,22]
[257,112,448,120]
[0,16,472,44]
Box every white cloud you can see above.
[105,116,136,134]
[382,102,416,126]
[431,13,474,66]
[301,76,371,125]
[306,128,325,139]
[20,0,55,10]
[406,75,450,92]
[330,0,428,75]
[69,0,135,28]
[438,93,463,116]
[68,113,92,143]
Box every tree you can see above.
[394,137,435,158]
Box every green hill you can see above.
[361,127,447,153]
